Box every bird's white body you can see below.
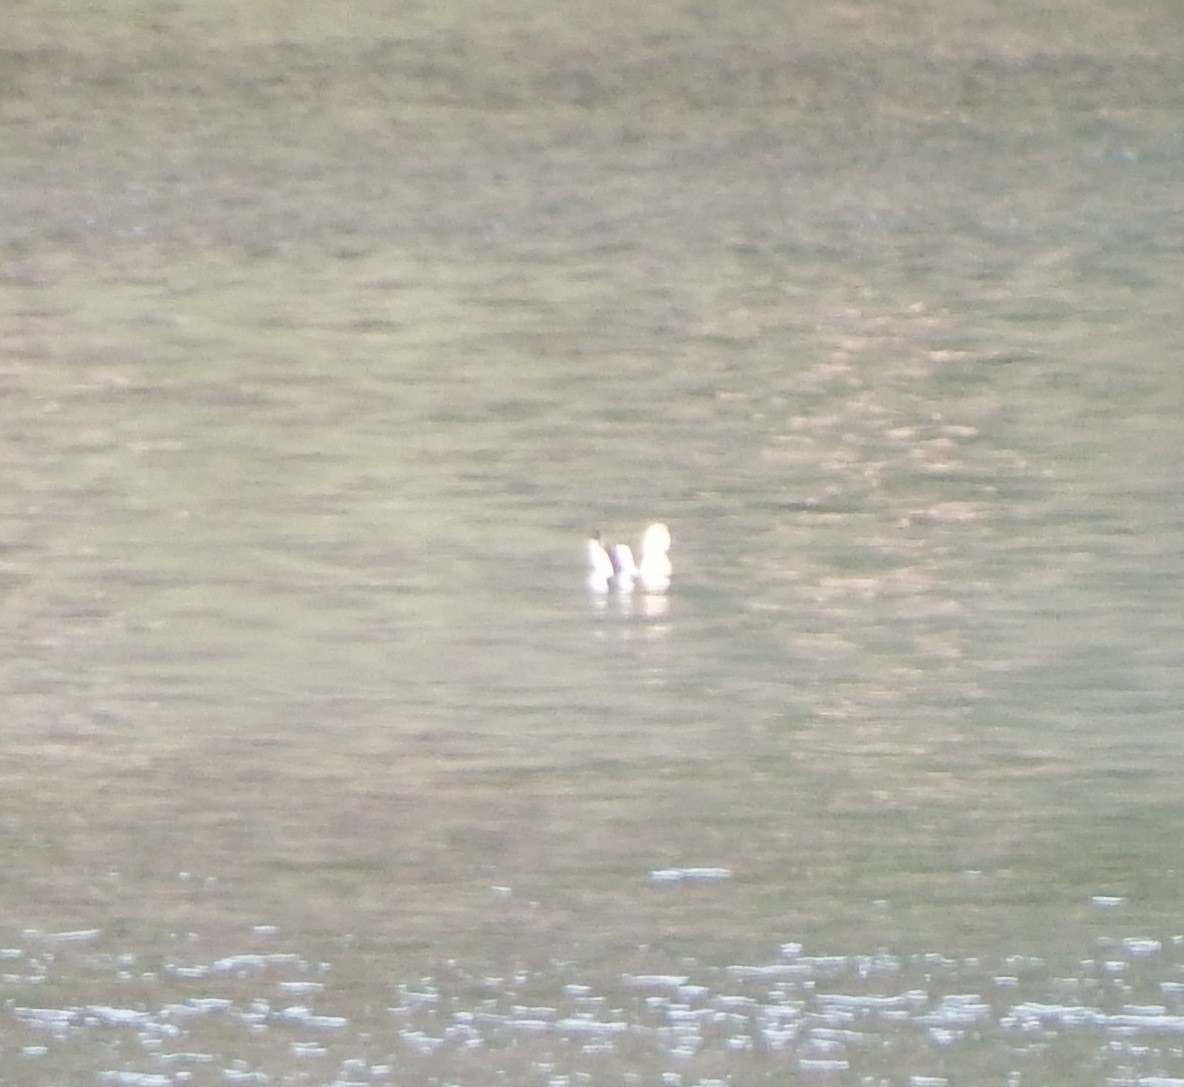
[636,522,672,593]
[586,536,616,593]
[586,523,671,595]
[610,543,638,593]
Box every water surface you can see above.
[2,3,1183,1081]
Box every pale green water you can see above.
[2,6,1184,1082]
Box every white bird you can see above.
[587,534,615,593]
[610,542,638,593]
[586,523,671,595]
[636,522,672,594]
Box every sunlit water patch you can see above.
[7,926,1184,1085]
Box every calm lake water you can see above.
[2,7,1184,1082]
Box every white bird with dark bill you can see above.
[586,523,671,595]
[587,534,616,593]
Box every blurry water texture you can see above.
[1,1,1182,1081]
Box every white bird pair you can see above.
[587,522,672,595]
